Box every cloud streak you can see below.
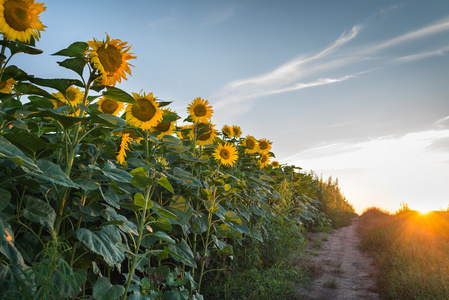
[212,12,449,116]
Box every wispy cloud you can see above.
[212,12,449,117]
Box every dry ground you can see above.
[303,218,380,300]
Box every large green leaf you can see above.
[22,196,56,230]
[102,161,132,183]
[166,239,196,268]
[24,159,78,188]
[0,136,38,170]
[53,42,89,57]
[76,225,125,269]
[93,277,125,300]
[102,86,137,105]
[0,188,11,212]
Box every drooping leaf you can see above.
[92,277,125,300]
[0,188,11,212]
[167,239,197,268]
[24,159,78,188]
[0,136,38,170]
[76,225,125,269]
[157,175,174,193]
[102,86,137,105]
[53,42,89,57]
[102,161,132,183]
[22,196,56,230]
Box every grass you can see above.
[358,207,449,299]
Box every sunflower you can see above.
[221,125,233,138]
[196,122,217,146]
[258,138,271,153]
[86,34,136,86]
[259,153,270,168]
[213,142,238,166]
[52,86,84,108]
[271,161,280,168]
[151,109,177,139]
[231,125,242,138]
[187,97,213,124]
[0,0,46,43]
[177,124,194,140]
[241,135,259,154]
[0,77,16,93]
[125,92,163,131]
[96,97,124,116]
[116,132,133,165]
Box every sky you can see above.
[16,0,449,214]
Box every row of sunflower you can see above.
[0,1,333,299]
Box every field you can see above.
[358,207,449,299]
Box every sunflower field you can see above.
[0,2,355,299]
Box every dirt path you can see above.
[304,218,380,300]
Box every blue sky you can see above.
[18,0,449,213]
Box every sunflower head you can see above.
[52,86,84,108]
[213,142,238,167]
[221,125,233,138]
[96,97,124,116]
[150,109,177,139]
[125,92,163,131]
[0,0,46,43]
[177,124,194,140]
[87,34,136,86]
[196,122,217,146]
[187,97,213,124]
[231,125,242,138]
[241,135,259,154]
[258,138,271,153]
[0,77,16,93]
[259,153,270,168]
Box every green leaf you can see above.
[35,108,86,129]
[130,167,154,188]
[29,78,83,95]
[58,57,87,77]
[76,226,125,269]
[157,175,174,193]
[22,196,56,230]
[4,130,53,158]
[133,193,153,210]
[0,136,38,170]
[24,159,78,188]
[102,86,137,105]
[93,277,125,300]
[102,161,132,183]
[167,239,197,268]
[53,41,89,57]
[0,188,11,212]
[152,231,176,244]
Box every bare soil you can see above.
[303,218,380,300]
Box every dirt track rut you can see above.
[304,218,380,300]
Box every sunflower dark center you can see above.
[66,90,76,102]
[4,0,31,31]
[155,121,171,132]
[259,142,268,150]
[220,149,230,159]
[193,104,207,117]
[97,45,122,73]
[101,99,118,114]
[132,99,156,122]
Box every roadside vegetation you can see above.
[0,1,355,299]
[358,206,449,299]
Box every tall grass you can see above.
[358,207,449,299]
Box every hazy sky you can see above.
[18,0,449,213]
